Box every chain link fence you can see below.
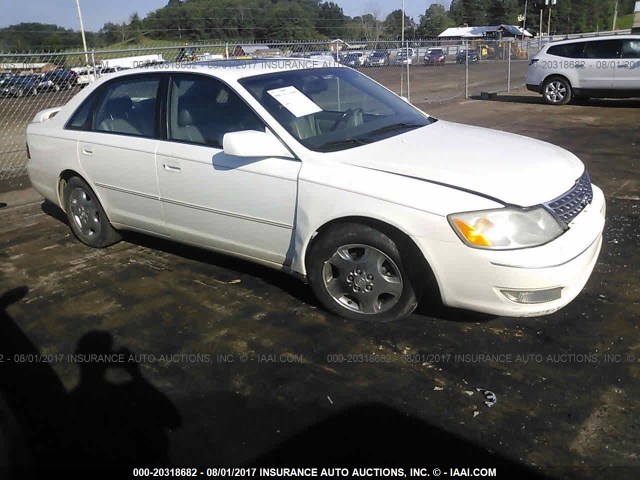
[0,39,534,188]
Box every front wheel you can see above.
[64,177,121,248]
[307,224,418,322]
[542,77,572,105]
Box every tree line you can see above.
[0,0,636,52]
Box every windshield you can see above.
[239,67,435,153]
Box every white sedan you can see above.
[26,58,605,322]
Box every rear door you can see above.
[582,39,623,90]
[77,74,166,234]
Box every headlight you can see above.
[448,207,564,250]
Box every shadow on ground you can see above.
[252,402,552,479]
[471,94,640,108]
[0,286,181,479]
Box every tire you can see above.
[542,76,572,105]
[63,177,121,248]
[307,223,418,322]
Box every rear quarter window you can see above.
[547,42,586,58]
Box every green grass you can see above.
[615,13,634,30]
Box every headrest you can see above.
[176,96,202,126]
[177,108,193,127]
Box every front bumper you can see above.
[414,185,606,317]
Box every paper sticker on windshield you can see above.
[267,86,322,118]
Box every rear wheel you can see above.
[64,177,121,248]
[307,223,418,322]
[542,76,572,105]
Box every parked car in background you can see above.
[342,51,366,68]
[74,66,99,87]
[39,69,79,91]
[456,49,480,64]
[397,47,416,59]
[26,58,605,322]
[424,48,446,66]
[526,35,640,105]
[394,51,413,65]
[99,66,128,76]
[0,75,41,97]
[364,50,390,67]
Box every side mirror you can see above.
[223,130,294,159]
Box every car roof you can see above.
[546,34,640,47]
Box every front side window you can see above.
[94,76,160,137]
[621,40,640,59]
[168,74,265,147]
[239,67,434,152]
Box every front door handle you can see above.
[81,145,93,155]
[163,164,181,173]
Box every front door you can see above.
[156,73,301,266]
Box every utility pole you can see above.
[546,0,557,38]
[539,8,544,47]
[401,0,405,97]
[75,0,89,65]
[612,0,619,31]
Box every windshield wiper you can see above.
[362,122,425,139]
[317,137,370,151]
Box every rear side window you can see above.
[621,40,640,59]
[584,40,622,59]
[547,42,585,58]
[67,94,98,131]
[94,76,160,137]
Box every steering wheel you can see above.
[330,108,364,131]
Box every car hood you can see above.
[334,120,584,207]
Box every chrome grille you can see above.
[545,170,593,226]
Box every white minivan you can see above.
[526,35,640,105]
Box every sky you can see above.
[1,0,449,32]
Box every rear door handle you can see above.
[81,145,93,155]
[163,164,181,173]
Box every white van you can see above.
[526,35,640,105]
